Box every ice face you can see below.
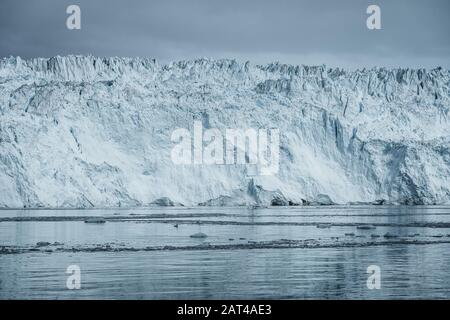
[0,56,449,207]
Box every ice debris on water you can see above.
[356,225,376,230]
[36,242,51,247]
[84,218,106,224]
[190,232,208,239]
[316,223,332,229]
[383,233,398,239]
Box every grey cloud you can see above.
[0,0,449,68]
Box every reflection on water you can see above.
[1,206,450,299]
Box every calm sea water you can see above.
[1,206,450,299]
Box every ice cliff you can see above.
[0,55,449,208]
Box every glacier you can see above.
[0,55,449,208]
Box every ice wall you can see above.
[0,56,449,207]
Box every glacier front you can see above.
[0,55,449,208]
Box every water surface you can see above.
[1,206,450,299]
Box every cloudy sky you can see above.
[1,0,449,68]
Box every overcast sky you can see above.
[1,0,449,68]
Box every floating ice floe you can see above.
[190,232,208,239]
[356,225,376,230]
[84,218,106,224]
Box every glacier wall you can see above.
[0,55,449,207]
